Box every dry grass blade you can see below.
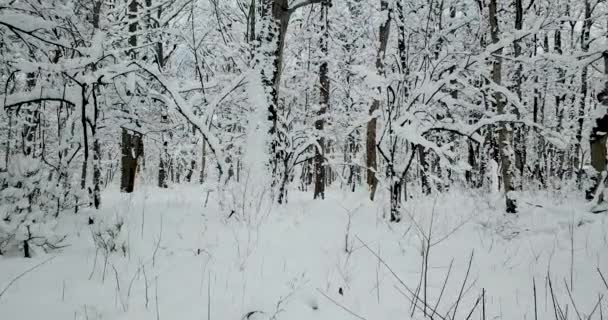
[587,294,604,320]
[394,285,446,320]
[598,268,608,291]
[533,277,538,320]
[357,236,445,320]
[465,292,482,320]
[431,258,454,320]
[316,288,367,320]
[564,279,583,320]
[0,256,56,301]
[452,250,474,320]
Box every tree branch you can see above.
[3,98,76,110]
[288,0,324,16]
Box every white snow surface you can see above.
[0,187,607,320]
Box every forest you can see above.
[1,0,608,320]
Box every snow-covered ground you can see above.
[1,186,607,320]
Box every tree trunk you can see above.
[120,0,143,193]
[80,86,89,191]
[199,140,206,184]
[576,0,592,186]
[158,141,168,188]
[91,85,102,209]
[314,0,330,200]
[554,25,566,183]
[512,0,524,190]
[366,0,391,201]
[257,0,287,202]
[587,15,608,200]
[489,0,517,213]
[419,146,431,194]
[120,128,143,193]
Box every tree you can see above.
[366,0,391,201]
[314,0,330,200]
[489,0,517,213]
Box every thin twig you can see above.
[598,268,608,291]
[465,293,482,320]
[452,250,475,320]
[393,285,446,320]
[564,279,583,320]
[208,271,211,320]
[316,289,366,320]
[357,236,445,320]
[152,215,163,268]
[0,256,56,300]
[482,288,486,320]
[533,277,538,320]
[155,276,160,320]
[588,294,604,320]
[431,259,454,319]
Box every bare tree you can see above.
[121,0,145,193]
[314,0,330,200]
[366,0,391,201]
[489,0,517,213]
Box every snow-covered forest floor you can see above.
[0,187,606,320]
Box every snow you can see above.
[0,12,59,32]
[0,186,606,320]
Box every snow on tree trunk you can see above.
[314,0,330,200]
[366,0,391,201]
[489,0,517,213]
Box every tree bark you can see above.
[91,85,102,208]
[489,0,517,213]
[587,14,608,200]
[512,0,524,189]
[121,0,144,193]
[366,0,391,201]
[314,0,330,200]
[120,128,144,193]
[576,0,592,186]
[80,86,89,191]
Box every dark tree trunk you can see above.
[158,141,168,188]
[553,25,566,182]
[120,129,144,193]
[419,147,431,195]
[576,0,592,186]
[314,0,330,200]
[120,0,143,193]
[80,86,89,191]
[199,141,206,184]
[512,0,524,190]
[91,86,102,209]
[366,0,391,201]
[587,14,608,200]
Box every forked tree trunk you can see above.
[92,11,102,208]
